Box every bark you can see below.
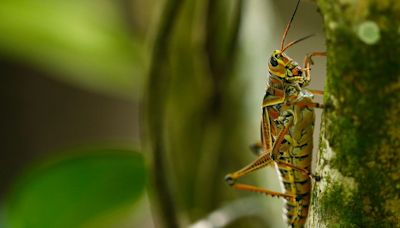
[308,1,400,227]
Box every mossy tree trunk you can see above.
[308,1,400,227]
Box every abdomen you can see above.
[277,105,315,227]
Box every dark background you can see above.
[0,0,325,227]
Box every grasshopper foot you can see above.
[224,174,235,186]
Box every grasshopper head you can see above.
[268,0,313,84]
[268,50,289,78]
[268,50,303,81]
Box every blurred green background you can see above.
[0,0,325,227]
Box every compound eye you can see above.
[270,57,278,67]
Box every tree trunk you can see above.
[308,1,400,227]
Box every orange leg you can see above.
[303,51,327,82]
[275,161,321,181]
[290,100,324,109]
[225,153,274,181]
[271,114,294,156]
[225,153,296,200]
[225,115,296,200]
[307,89,324,96]
[275,161,310,176]
[229,183,295,201]
[266,114,320,180]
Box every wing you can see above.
[260,87,285,154]
[261,108,273,153]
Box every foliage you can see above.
[5,150,146,228]
[0,0,146,99]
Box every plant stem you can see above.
[145,0,184,227]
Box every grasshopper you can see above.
[225,0,326,226]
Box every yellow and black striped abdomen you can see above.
[277,160,311,227]
[277,103,315,227]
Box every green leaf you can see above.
[5,149,147,228]
[0,1,147,99]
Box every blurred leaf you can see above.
[5,149,146,228]
[0,0,147,99]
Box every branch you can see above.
[308,1,400,226]
[145,0,184,227]
[193,0,245,212]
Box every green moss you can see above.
[318,183,362,226]
[311,1,400,227]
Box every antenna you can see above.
[282,34,314,52]
[280,0,301,51]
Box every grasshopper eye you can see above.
[270,57,278,67]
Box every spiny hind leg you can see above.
[225,153,274,183]
[225,153,295,200]
[270,113,322,181]
[226,118,296,200]
[270,112,294,156]
[226,182,295,201]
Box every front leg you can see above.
[303,51,327,83]
[285,86,324,109]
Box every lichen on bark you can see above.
[308,1,400,227]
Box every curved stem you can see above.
[145,0,184,227]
